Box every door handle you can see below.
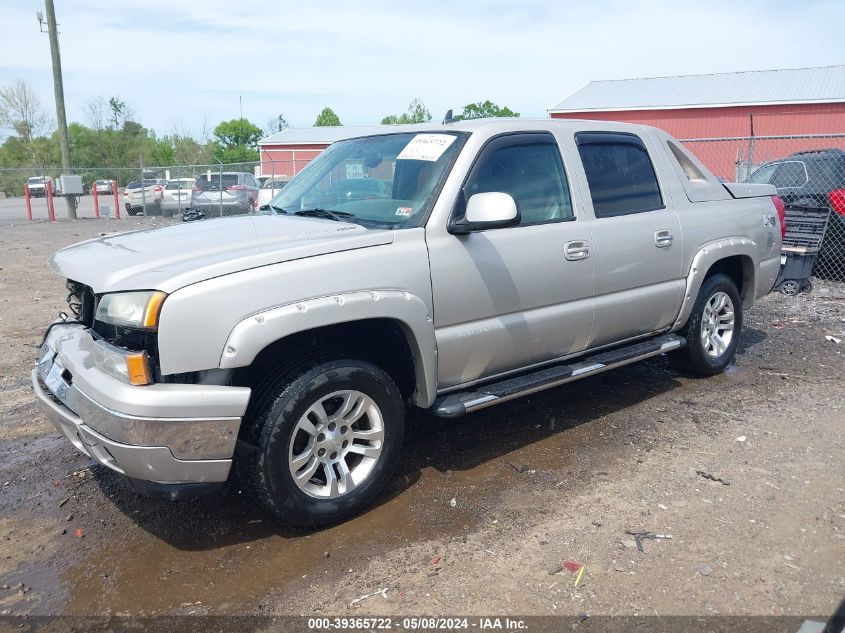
[564,240,590,261]
[654,230,674,248]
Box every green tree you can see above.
[212,117,262,162]
[108,97,130,129]
[456,100,520,120]
[314,107,341,127]
[381,98,432,125]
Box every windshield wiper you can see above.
[294,208,355,222]
[259,203,287,214]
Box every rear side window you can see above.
[576,132,663,218]
[747,163,778,184]
[772,161,808,188]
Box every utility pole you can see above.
[39,0,77,219]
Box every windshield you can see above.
[267,131,467,228]
[28,177,45,184]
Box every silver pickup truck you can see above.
[33,119,784,525]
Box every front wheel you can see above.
[237,356,405,526]
[671,273,742,376]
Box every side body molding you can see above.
[671,237,759,332]
[220,290,438,408]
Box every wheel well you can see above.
[704,255,754,304]
[232,319,417,403]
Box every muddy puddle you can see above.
[62,465,474,615]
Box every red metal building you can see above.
[548,66,845,180]
[259,125,409,178]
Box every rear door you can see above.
[573,131,684,347]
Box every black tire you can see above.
[671,273,743,376]
[236,355,405,527]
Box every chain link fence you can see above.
[2,135,843,279]
[681,134,845,280]
[0,159,297,220]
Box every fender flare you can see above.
[671,237,757,332]
[219,290,437,408]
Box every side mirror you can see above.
[450,192,519,234]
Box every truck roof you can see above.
[334,118,658,141]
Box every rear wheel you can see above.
[671,273,742,376]
[237,356,405,526]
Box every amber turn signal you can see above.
[142,292,167,328]
[126,352,152,386]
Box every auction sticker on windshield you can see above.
[397,134,457,161]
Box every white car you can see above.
[27,176,60,197]
[161,178,196,216]
[123,179,167,215]
[257,177,289,208]
[92,180,114,195]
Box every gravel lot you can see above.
[0,218,843,621]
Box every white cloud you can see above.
[0,0,843,137]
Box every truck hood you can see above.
[50,215,395,294]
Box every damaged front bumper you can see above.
[32,323,250,487]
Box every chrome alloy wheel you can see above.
[287,390,385,499]
[701,291,735,358]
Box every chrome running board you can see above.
[433,334,686,418]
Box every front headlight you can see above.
[95,291,166,329]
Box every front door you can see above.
[426,132,595,389]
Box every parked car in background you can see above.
[26,176,60,197]
[257,177,289,208]
[747,148,845,270]
[93,180,114,195]
[190,172,259,216]
[325,178,392,203]
[161,178,196,216]
[123,179,167,215]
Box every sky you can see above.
[1,0,844,140]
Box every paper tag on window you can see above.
[395,206,413,217]
[397,134,457,161]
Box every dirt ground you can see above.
[0,217,843,621]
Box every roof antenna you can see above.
[442,109,456,124]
